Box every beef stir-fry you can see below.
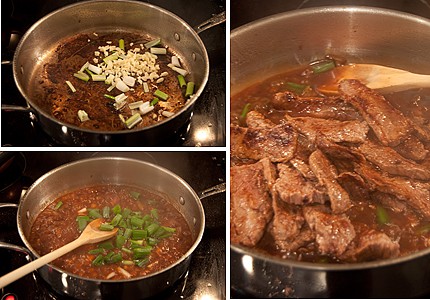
[230,59,430,263]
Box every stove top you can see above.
[0,151,226,299]
[1,0,226,147]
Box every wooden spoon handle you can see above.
[0,238,84,288]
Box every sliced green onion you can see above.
[130,191,140,200]
[112,204,121,215]
[150,98,159,106]
[91,74,107,82]
[143,82,150,93]
[76,216,89,232]
[146,223,160,236]
[107,253,122,264]
[122,260,134,266]
[132,229,147,240]
[102,206,110,219]
[177,75,186,88]
[171,66,188,77]
[150,47,167,55]
[116,235,127,248]
[133,246,152,259]
[110,214,123,227]
[104,94,116,100]
[286,82,309,95]
[98,241,115,250]
[103,53,119,63]
[135,257,149,267]
[154,89,169,101]
[79,62,90,73]
[376,205,390,225]
[240,103,251,119]
[311,60,336,74]
[99,223,115,231]
[54,201,63,210]
[125,113,142,129]
[131,216,144,228]
[88,209,103,219]
[121,247,133,255]
[74,72,90,82]
[88,248,105,255]
[128,101,144,110]
[88,63,102,75]
[92,254,104,266]
[123,228,132,239]
[66,80,76,93]
[144,38,161,48]
[185,82,195,98]
[119,39,125,51]
[122,208,132,219]
[150,209,158,220]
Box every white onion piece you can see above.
[171,56,181,67]
[139,104,154,115]
[171,66,188,77]
[150,47,167,55]
[143,82,149,93]
[122,75,136,87]
[88,63,102,75]
[115,93,128,104]
[77,110,89,122]
[162,111,175,118]
[116,79,130,92]
[128,101,144,110]
[117,267,132,278]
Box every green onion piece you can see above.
[133,246,152,259]
[66,80,76,93]
[91,74,107,82]
[54,201,63,210]
[110,214,123,226]
[240,103,251,119]
[130,191,140,200]
[105,251,115,261]
[88,209,103,219]
[146,223,160,236]
[131,216,144,228]
[78,110,90,122]
[104,94,116,100]
[144,38,161,48]
[92,254,105,266]
[107,253,123,264]
[98,242,115,250]
[286,82,309,95]
[121,247,133,255]
[135,257,149,267]
[122,260,134,266]
[376,205,390,225]
[132,229,147,240]
[150,47,167,55]
[130,240,144,248]
[103,52,119,63]
[153,89,169,101]
[185,82,195,98]
[150,98,159,106]
[119,39,125,51]
[147,237,158,246]
[150,209,158,220]
[125,113,142,129]
[118,219,128,228]
[123,228,132,239]
[76,216,89,232]
[99,223,115,231]
[102,206,110,219]
[122,208,132,219]
[88,248,105,255]
[74,72,90,82]
[311,60,336,74]
[112,204,121,215]
[116,235,127,249]
[177,75,186,88]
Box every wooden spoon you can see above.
[0,219,117,288]
[316,64,430,94]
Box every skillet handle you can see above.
[194,11,226,34]
[198,182,226,200]
[1,104,33,113]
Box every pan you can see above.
[4,0,225,146]
[230,6,430,298]
[0,157,225,299]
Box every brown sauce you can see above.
[29,184,193,280]
[231,60,430,263]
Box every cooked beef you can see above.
[285,114,369,144]
[271,198,306,251]
[343,229,400,262]
[303,205,356,256]
[358,140,430,180]
[392,134,428,161]
[309,149,353,213]
[274,163,326,205]
[339,79,412,147]
[273,91,361,121]
[230,122,298,163]
[230,158,276,246]
[356,163,430,218]
[290,158,317,181]
[246,110,277,130]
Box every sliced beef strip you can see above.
[274,163,326,205]
[309,149,353,213]
[303,205,356,257]
[271,197,307,251]
[245,110,277,130]
[230,158,276,247]
[339,79,413,147]
[230,122,298,163]
[358,140,430,180]
[285,113,369,144]
[273,91,361,121]
[290,158,318,181]
[342,229,400,262]
[392,134,428,161]
[355,163,430,218]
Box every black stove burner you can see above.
[1,0,226,147]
